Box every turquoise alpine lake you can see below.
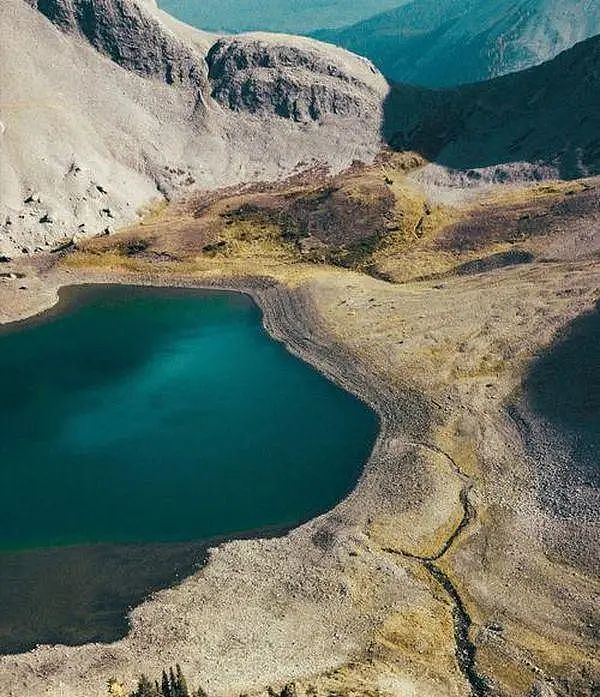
[0,285,378,652]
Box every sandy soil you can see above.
[0,183,598,696]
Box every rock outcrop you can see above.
[24,0,210,94]
[207,34,383,121]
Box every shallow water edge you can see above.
[0,281,381,653]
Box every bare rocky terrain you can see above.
[0,0,387,257]
[0,165,598,697]
[0,2,599,696]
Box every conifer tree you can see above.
[132,674,159,697]
[175,664,190,697]
[161,669,171,697]
[169,667,178,696]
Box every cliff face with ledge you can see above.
[25,0,210,93]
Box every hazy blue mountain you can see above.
[315,0,600,86]
[157,0,410,34]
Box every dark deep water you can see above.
[0,285,378,653]
[523,304,600,487]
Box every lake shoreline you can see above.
[0,262,437,697]
[0,277,379,655]
[0,521,294,655]
[1,254,598,697]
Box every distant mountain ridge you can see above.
[315,0,600,86]
[158,0,410,34]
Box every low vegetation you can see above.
[66,151,459,281]
[68,155,596,287]
[107,665,305,697]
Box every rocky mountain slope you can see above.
[3,0,599,257]
[24,0,213,88]
[315,0,600,86]
[0,0,387,256]
[384,34,600,181]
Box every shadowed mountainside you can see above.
[383,34,600,181]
